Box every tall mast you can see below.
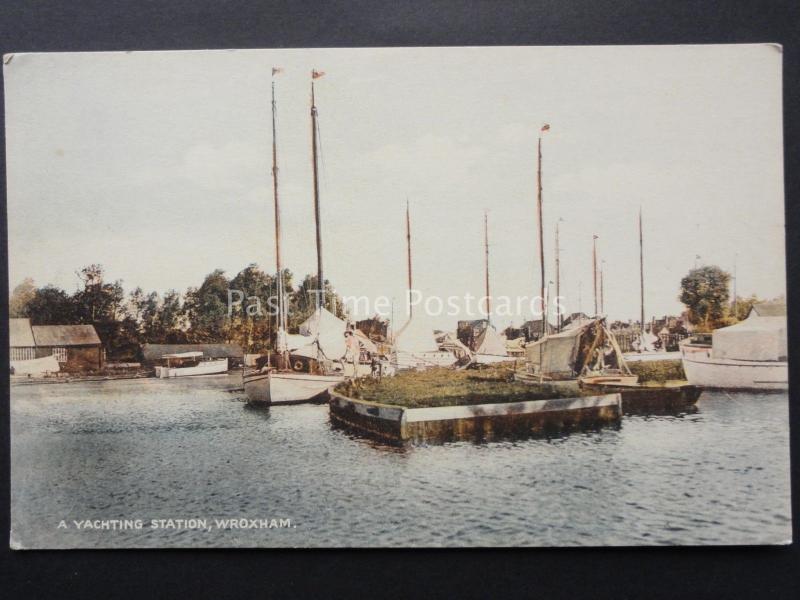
[310,76,324,309]
[600,260,605,315]
[406,199,413,319]
[536,125,549,383]
[555,219,561,332]
[484,211,491,324]
[271,75,287,345]
[639,208,645,337]
[592,235,598,315]
[536,125,549,336]
[733,252,738,318]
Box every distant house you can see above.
[520,319,555,342]
[456,319,489,350]
[10,318,37,361]
[31,324,104,372]
[560,312,591,330]
[141,343,244,366]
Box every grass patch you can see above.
[628,360,686,383]
[334,364,580,408]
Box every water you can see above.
[10,375,792,548]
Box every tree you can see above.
[184,269,233,343]
[679,266,731,331]
[73,265,125,323]
[288,274,349,331]
[157,289,187,343]
[229,264,276,351]
[25,285,78,325]
[9,278,36,317]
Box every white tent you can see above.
[294,308,348,360]
[393,317,441,353]
[392,317,457,369]
[712,305,787,362]
[474,326,508,357]
[11,354,60,375]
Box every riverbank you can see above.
[10,371,153,385]
[627,359,686,383]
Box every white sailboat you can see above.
[244,69,346,405]
[472,211,510,365]
[390,201,457,371]
[680,302,788,390]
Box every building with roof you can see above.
[10,318,37,361]
[31,324,104,372]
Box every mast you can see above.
[592,234,598,315]
[310,76,324,309]
[600,260,605,315]
[639,208,645,339]
[555,219,561,332]
[536,125,549,382]
[406,199,413,319]
[484,211,491,324]
[271,74,288,358]
[733,252,738,318]
[536,125,549,337]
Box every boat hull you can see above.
[579,379,702,414]
[243,370,344,405]
[155,358,228,378]
[680,346,788,390]
[473,354,512,365]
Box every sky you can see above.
[4,45,786,330]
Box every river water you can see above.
[10,374,792,548]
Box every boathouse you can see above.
[30,324,104,372]
[10,318,37,361]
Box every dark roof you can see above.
[10,318,35,347]
[32,324,101,346]
[751,302,786,317]
[141,343,243,361]
[522,320,555,335]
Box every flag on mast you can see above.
[541,123,550,132]
[312,69,325,79]
[272,67,284,76]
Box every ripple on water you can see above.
[10,378,793,548]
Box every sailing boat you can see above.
[391,201,457,370]
[624,209,671,361]
[473,211,510,364]
[244,70,345,405]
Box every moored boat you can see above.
[155,352,228,378]
[578,377,702,413]
[244,369,343,405]
[679,302,788,391]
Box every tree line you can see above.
[9,264,348,360]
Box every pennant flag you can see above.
[593,234,599,240]
[272,67,284,76]
[541,123,550,132]
[312,69,325,79]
